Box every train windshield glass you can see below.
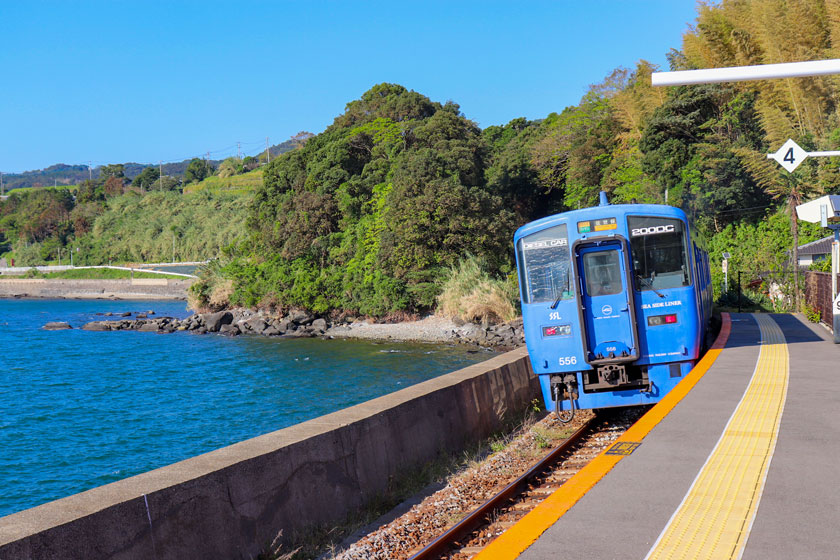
[583,251,622,296]
[628,216,691,291]
[517,224,573,304]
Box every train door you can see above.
[575,240,638,364]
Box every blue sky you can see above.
[0,1,698,173]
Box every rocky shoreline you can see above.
[60,308,525,349]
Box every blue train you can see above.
[514,192,712,421]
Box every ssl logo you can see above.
[549,312,560,321]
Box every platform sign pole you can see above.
[722,252,731,296]
[722,259,728,294]
[833,231,840,343]
[834,291,840,344]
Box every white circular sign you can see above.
[602,304,613,316]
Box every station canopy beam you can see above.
[651,59,840,87]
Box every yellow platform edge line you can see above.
[474,314,734,560]
[644,314,788,560]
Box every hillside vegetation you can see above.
[192,0,839,317]
[4,0,839,320]
[1,189,248,266]
[183,169,263,194]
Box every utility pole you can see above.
[88,162,92,181]
[266,137,270,164]
[237,141,241,160]
[1,172,4,196]
[159,161,163,191]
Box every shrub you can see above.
[188,259,232,312]
[437,256,519,324]
[802,302,821,323]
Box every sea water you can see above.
[0,299,494,517]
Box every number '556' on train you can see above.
[514,192,713,420]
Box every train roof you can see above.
[514,201,688,240]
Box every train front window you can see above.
[582,251,622,296]
[627,216,691,291]
[517,224,573,304]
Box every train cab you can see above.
[514,193,711,419]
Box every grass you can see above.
[36,268,187,280]
[530,425,576,449]
[182,168,263,194]
[437,256,519,324]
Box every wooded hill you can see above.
[4,0,839,320]
[191,0,837,317]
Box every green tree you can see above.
[132,167,160,191]
[151,176,181,192]
[185,159,215,183]
[98,164,125,181]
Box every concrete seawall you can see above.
[0,347,538,559]
[0,278,192,300]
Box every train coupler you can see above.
[550,374,579,424]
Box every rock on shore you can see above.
[74,309,525,349]
[42,322,72,330]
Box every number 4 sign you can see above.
[767,138,840,172]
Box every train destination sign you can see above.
[578,217,617,233]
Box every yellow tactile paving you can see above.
[645,313,788,560]
[474,314,733,560]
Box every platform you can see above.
[476,313,840,559]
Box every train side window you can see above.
[517,224,573,304]
[627,216,691,291]
[582,251,622,296]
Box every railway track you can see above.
[408,407,647,560]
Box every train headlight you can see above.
[647,314,678,326]
[542,324,572,337]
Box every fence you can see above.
[804,271,839,329]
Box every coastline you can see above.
[73,307,526,349]
[0,278,191,300]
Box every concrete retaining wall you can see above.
[0,348,538,559]
[0,278,192,300]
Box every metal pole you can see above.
[832,229,839,304]
[737,271,742,313]
[832,229,840,344]
[652,59,840,87]
[724,264,728,295]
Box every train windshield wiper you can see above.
[551,274,571,309]
[639,276,666,298]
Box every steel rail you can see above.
[407,417,595,560]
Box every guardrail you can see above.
[0,265,199,279]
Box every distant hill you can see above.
[1,134,309,192]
